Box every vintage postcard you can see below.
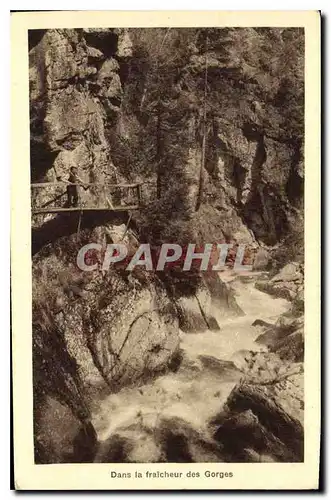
[11,10,321,490]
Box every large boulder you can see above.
[33,239,180,392]
[255,261,304,300]
[271,262,303,283]
[252,247,270,270]
[211,379,304,462]
[255,315,304,363]
[175,273,243,333]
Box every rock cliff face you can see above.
[116,28,304,249]
[30,27,304,250]
[30,27,304,464]
[30,28,130,181]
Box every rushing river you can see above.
[90,276,290,462]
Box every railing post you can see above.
[136,184,142,206]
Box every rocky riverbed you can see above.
[34,270,303,463]
[91,274,303,463]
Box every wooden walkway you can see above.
[31,181,144,215]
[32,206,140,214]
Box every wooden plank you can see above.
[31,182,144,188]
[32,206,140,214]
[40,191,66,208]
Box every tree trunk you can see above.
[195,36,208,211]
[156,100,162,199]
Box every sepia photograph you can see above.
[11,10,320,490]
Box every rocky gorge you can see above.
[29,27,304,463]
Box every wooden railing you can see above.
[31,181,144,214]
